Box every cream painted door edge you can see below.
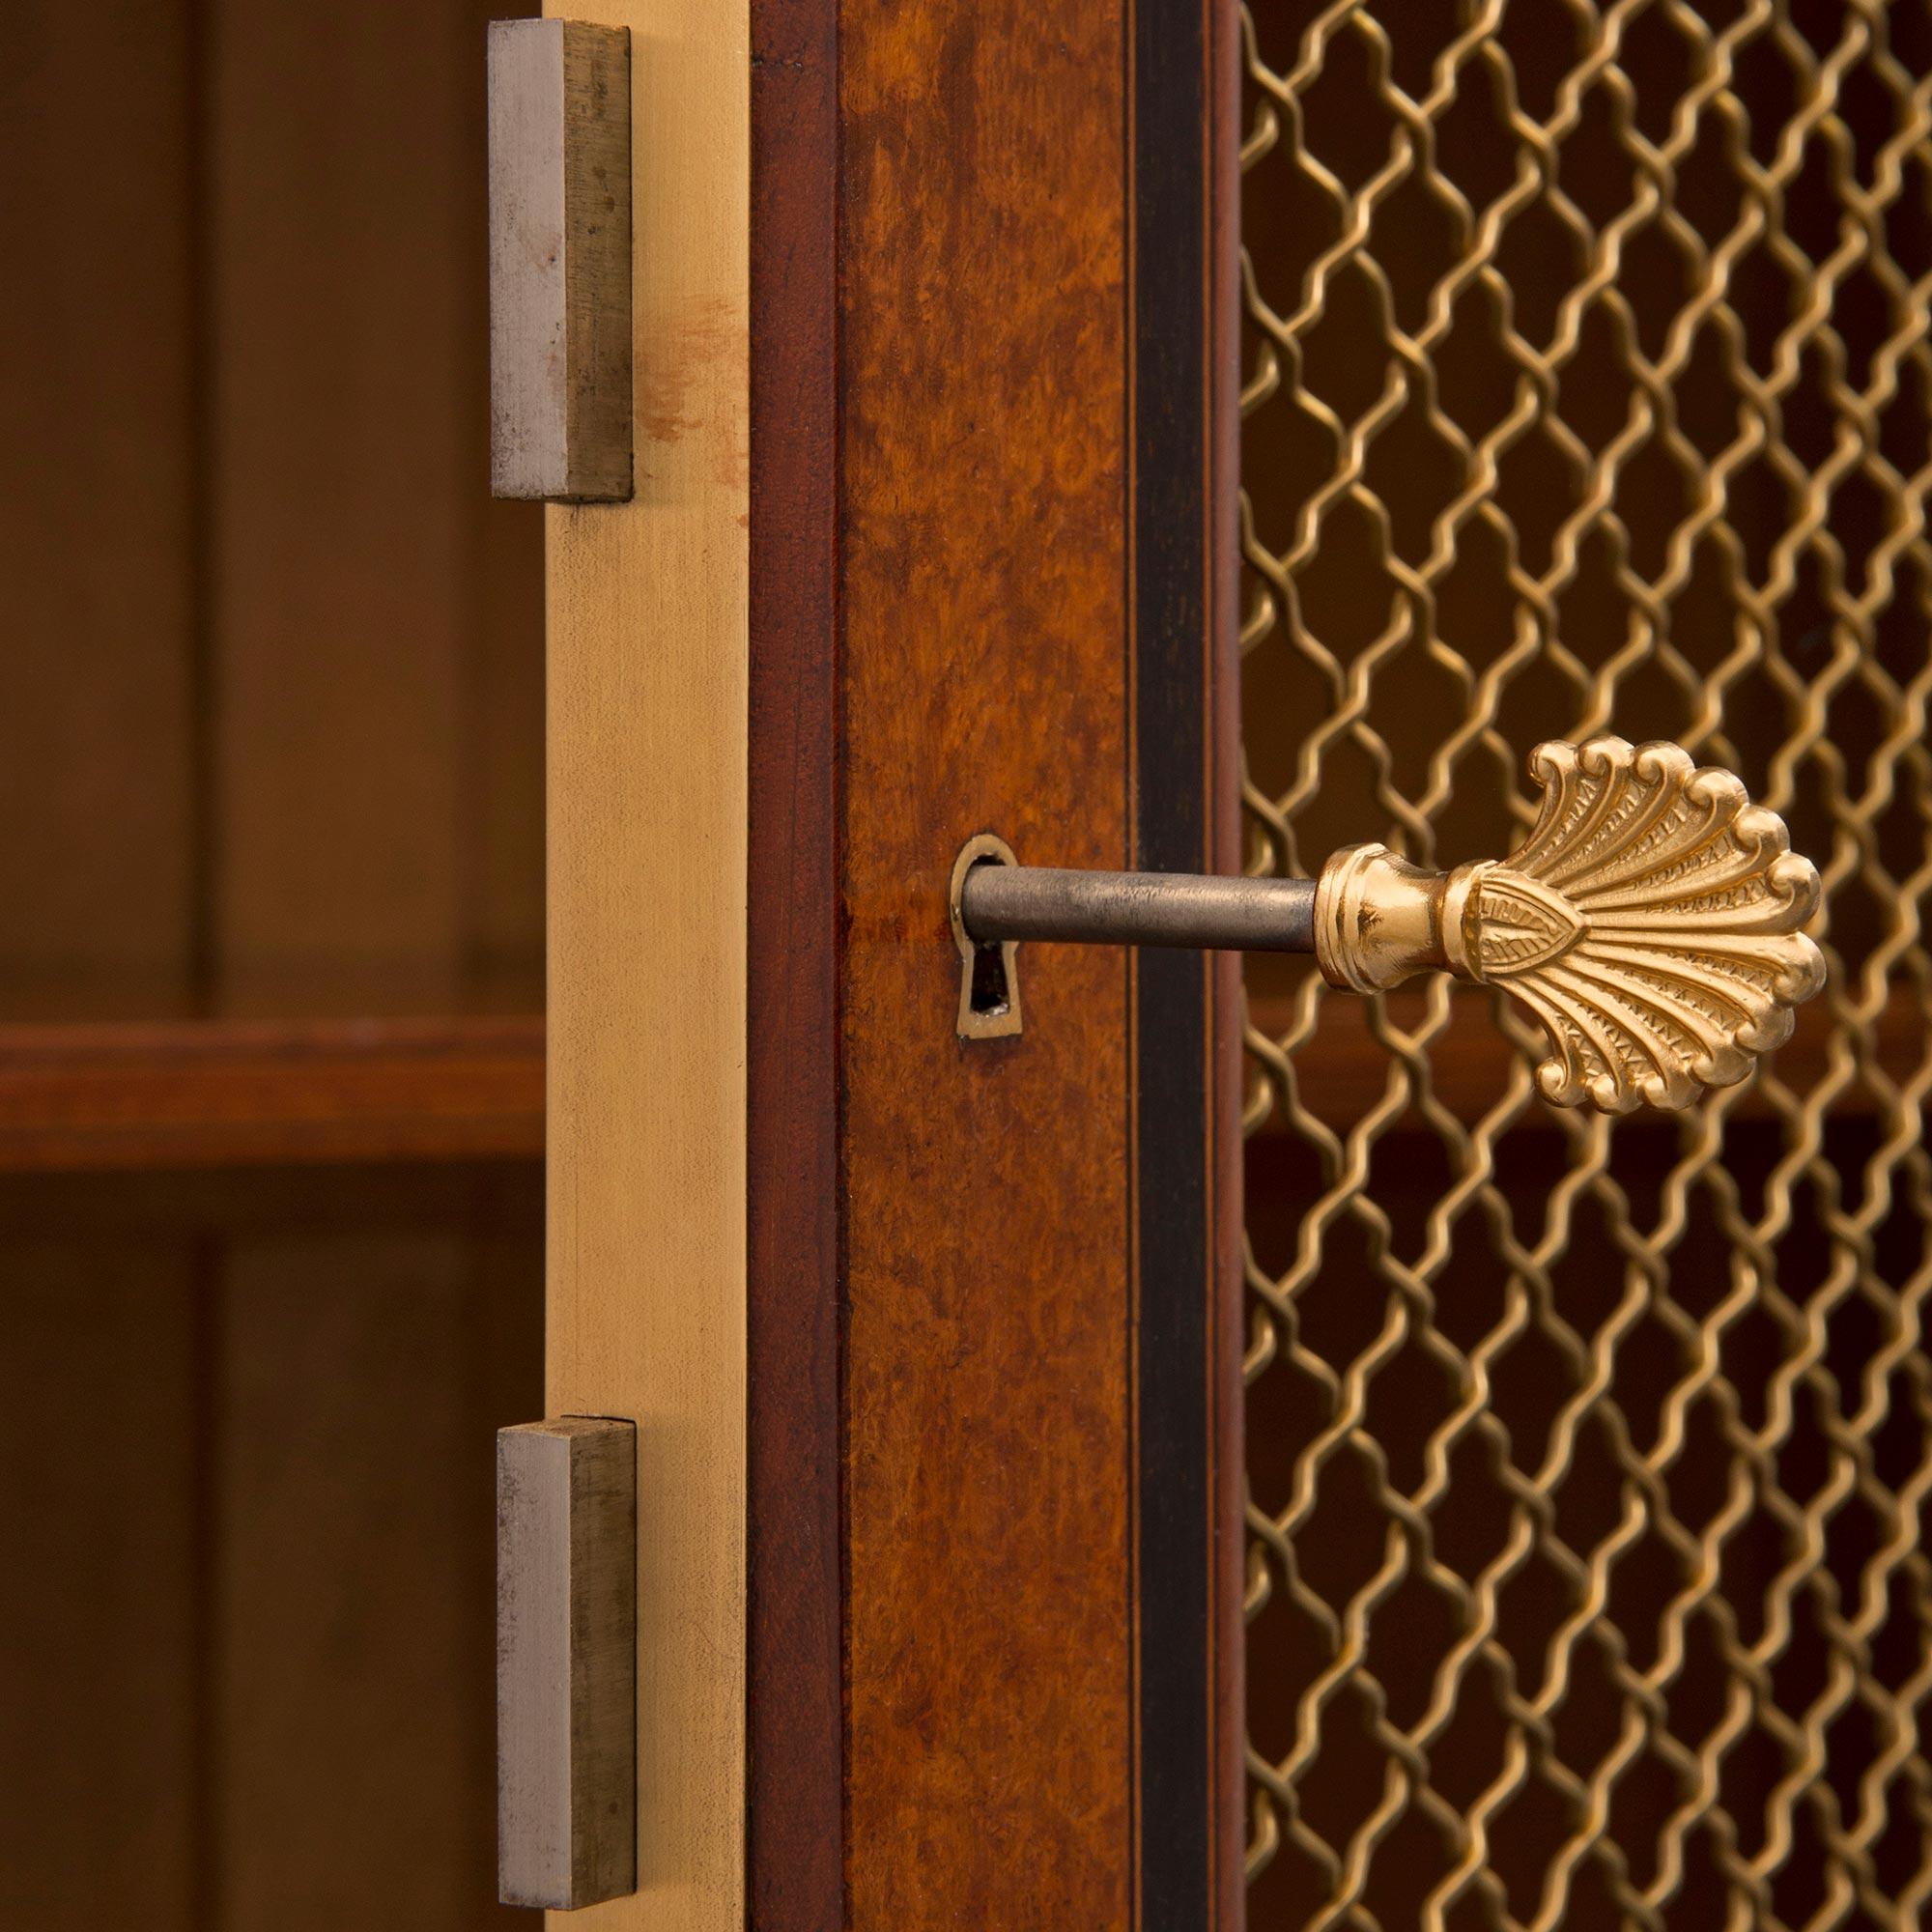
[543,2,749,1927]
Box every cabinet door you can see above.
[533,4,1244,1930]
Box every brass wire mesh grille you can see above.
[1237,3,1932,1928]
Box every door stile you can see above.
[833,0,1245,1924]
[543,1,1243,1922]
[543,3,750,1929]
[746,0,843,1927]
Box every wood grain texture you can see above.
[0,5,547,1926]
[0,0,544,1029]
[3,957,1883,1179]
[0,0,197,1011]
[489,21,634,503]
[0,1016,543,1171]
[839,2,1133,1924]
[208,0,522,1008]
[746,0,842,1925]
[542,2,748,1928]
[212,1209,537,1932]
[497,1419,638,1910]
[0,1240,198,1930]
[0,1163,541,1927]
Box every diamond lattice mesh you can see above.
[1238,3,1932,1927]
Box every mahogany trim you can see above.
[838,0,1132,1918]
[0,1016,543,1171]
[747,1,844,1926]
[744,4,1244,1921]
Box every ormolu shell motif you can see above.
[1462,736,1826,1112]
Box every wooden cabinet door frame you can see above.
[544,3,1243,1925]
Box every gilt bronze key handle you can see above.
[955,736,1825,1114]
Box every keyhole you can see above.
[949,834,1024,1040]
[968,930,1011,1018]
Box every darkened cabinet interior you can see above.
[0,4,543,1924]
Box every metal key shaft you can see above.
[950,735,1826,1114]
[959,865,1317,954]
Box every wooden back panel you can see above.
[0,6,544,1927]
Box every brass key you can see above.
[955,735,1825,1113]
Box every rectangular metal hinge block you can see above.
[488,19,633,501]
[497,1416,637,1909]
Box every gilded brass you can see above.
[1239,2,1932,1924]
[1314,737,1826,1112]
[954,738,1819,1114]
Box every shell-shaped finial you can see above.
[1447,736,1826,1112]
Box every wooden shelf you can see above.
[0,1014,544,1172]
[6,982,1913,1173]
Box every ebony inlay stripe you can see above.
[1132,0,1238,1923]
